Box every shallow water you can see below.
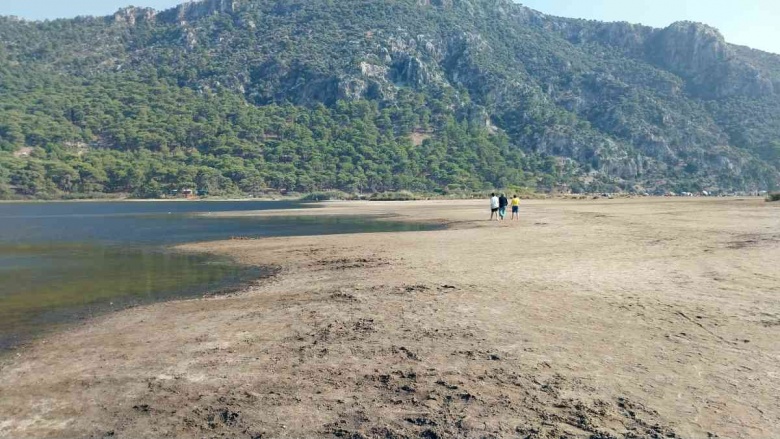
[0,201,437,349]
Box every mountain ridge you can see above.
[1,0,778,198]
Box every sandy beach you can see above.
[1,198,778,438]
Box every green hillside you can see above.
[1,0,779,198]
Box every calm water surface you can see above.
[0,201,437,349]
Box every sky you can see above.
[0,0,778,54]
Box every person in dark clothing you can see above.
[498,193,508,220]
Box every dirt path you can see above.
[1,198,778,438]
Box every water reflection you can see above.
[0,201,440,350]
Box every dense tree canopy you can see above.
[0,69,561,198]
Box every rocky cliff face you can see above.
[112,7,157,25]
[554,19,776,99]
[157,0,244,23]
[647,22,774,98]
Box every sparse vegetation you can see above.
[299,191,356,202]
[369,191,420,202]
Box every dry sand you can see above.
[0,198,778,439]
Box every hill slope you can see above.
[1,0,779,198]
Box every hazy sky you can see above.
[0,0,777,54]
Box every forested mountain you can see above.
[1,0,779,198]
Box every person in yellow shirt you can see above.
[510,194,520,220]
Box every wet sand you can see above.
[1,198,778,438]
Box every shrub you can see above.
[767,192,780,202]
[299,191,354,202]
[369,191,419,201]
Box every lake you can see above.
[0,201,437,350]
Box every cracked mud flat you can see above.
[0,198,778,438]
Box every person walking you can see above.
[498,193,508,220]
[511,194,520,220]
[490,193,500,221]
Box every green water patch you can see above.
[0,244,262,350]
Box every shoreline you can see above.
[0,204,443,357]
[0,245,276,357]
[0,194,771,204]
[1,198,778,438]
[0,197,296,203]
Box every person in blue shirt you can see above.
[498,193,508,220]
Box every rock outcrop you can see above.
[158,0,244,24]
[112,7,156,25]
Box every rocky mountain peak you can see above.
[112,7,157,25]
[158,0,244,24]
[664,21,725,39]
[653,20,730,67]
[647,20,773,97]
